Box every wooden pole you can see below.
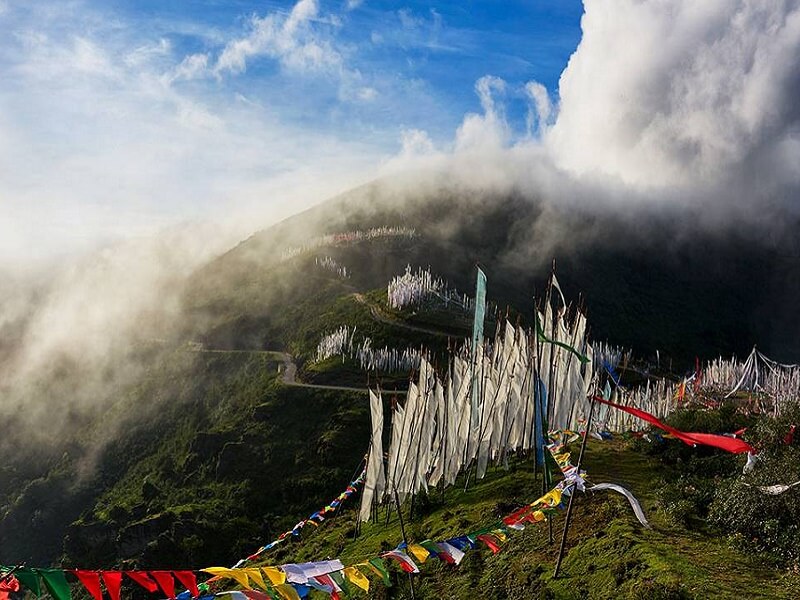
[553,394,597,578]
[394,488,417,600]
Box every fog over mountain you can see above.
[1,0,799,466]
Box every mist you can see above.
[1,0,798,485]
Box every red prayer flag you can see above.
[126,572,158,593]
[172,572,199,598]
[0,574,20,600]
[593,397,756,454]
[101,572,123,600]
[75,571,103,600]
[382,550,419,573]
[476,534,502,554]
[242,593,271,600]
[503,506,531,527]
[314,575,341,600]
[150,572,176,599]
[435,549,455,564]
[0,576,20,593]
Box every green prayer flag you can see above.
[534,312,589,364]
[419,540,440,555]
[39,570,71,600]
[367,558,392,587]
[265,588,280,600]
[329,571,351,595]
[16,569,42,597]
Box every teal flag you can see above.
[471,267,487,425]
[471,267,487,353]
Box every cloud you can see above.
[454,75,509,153]
[214,0,343,76]
[169,52,209,82]
[546,0,800,195]
[524,80,552,136]
[0,1,383,270]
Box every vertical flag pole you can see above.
[553,393,596,578]
[465,265,487,491]
[393,487,417,600]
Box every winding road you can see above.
[181,294,459,395]
[350,293,460,338]
[189,347,406,394]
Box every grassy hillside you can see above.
[1,183,799,598]
[245,438,800,599]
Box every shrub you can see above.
[708,402,800,566]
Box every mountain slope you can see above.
[1,177,798,595]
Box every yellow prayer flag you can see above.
[531,510,546,522]
[343,567,370,593]
[274,584,301,600]
[200,568,251,590]
[262,568,286,586]
[407,544,430,563]
[491,529,508,542]
[227,570,252,589]
[532,488,562,508]
[241,569,268,591]
[554,452,571,467]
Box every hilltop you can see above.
[1,179,799,598]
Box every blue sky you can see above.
[0,0,584,263]
[104,0,583,138]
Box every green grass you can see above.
[242,439,800,599]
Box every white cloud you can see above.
[524,80,552,136]
[346,0,364,10]
[398,9,422,30]
[124,38,171,68]
[0,2,381,269]
[401,128,436,156]
[546,0,800,193]
[169,52,209,82]
[455,75,509,153]
[357,86,377,101]
[214,0,342,76]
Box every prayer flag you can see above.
[40,570,71,600]
[173,572,199,598]
[101,572,122,600]
[262,568,286,586]
[437,542,465,565]
[382,551,419,574]
[476,534,502,554]
[0,574,20,600]
[343,567,369,593]
[15,570,41,597]
[150,572,176,599]
[407,544,430,564]
[593,397,756,454]
[126,572,158,594]
[273,584,301,600]
[366,559,392,588]
[328,572,350,596]
[534,312,589,364]
[74,572,103,600]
